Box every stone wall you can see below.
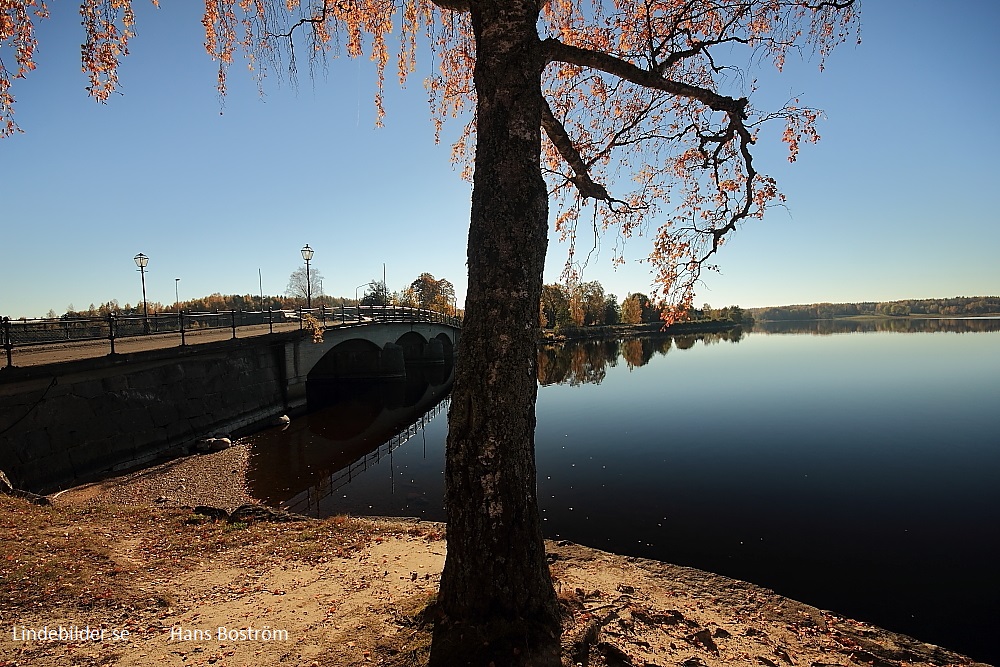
[0,337,293,493]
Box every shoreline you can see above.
[540,319,745,343]
[7,449,989,667]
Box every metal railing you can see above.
[1,304,461,369]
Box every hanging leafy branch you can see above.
[2,0,857,321]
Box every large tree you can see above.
[3,1,858,664]
[409,272,456,312]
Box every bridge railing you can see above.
[350,304,461,328]
[1,305,461,368]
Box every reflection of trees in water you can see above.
[620,339,646,369]
[538,330,743,385]
[538,339,619,386]
[673,328,743,351]
[620,337,664,369]
[757,318,1000,336]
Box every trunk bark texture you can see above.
[431,1,561,665]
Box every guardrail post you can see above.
[268,307,273,334]
[298,307,304,330]
[108,313,117,355]
[2,317,12,368]
[231,310,238,339]
[179,310,186,346]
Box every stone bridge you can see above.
[0,319,460,493]
[283,320,461,408]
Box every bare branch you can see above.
[428,0,470,12]
[540,97,610,201]
[543,38,749,118]
[799,0,855,9]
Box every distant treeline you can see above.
[751,296,1000,321]
[54,294,326,319]
[756,317,1000,336]
[541,281,751,330]
[29,271,461,321]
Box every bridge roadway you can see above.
[5,321,305,368]
[4,305,462,370]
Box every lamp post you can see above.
[301,244,314,309]
[356,282,369,304]
[133,253,149,333]
[174,278,180,313]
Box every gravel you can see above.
[53,443,256,512]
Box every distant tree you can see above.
[409,273,455,312]
[360,279,390,306]
[620,294,643,325]
[540,284,571,329]
[285,266,324,304]
[395,287,418,308]
[568,288,585,326]
[725,305,746,324]
[889,303,910,317]
[578,281,607,325]
[97,300,119,316]
[603,294,620,325]
[622,293,657,325]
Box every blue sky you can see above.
[2,1,998,319]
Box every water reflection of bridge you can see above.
[282,398,449,516]
[245,361,452,515]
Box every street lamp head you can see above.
[301,244,314,262]
[134,253,149,269]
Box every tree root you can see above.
[0,469,51,505]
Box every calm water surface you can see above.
[245,319,1000,663]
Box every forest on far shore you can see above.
[751,296,1000,321]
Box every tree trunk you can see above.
[430,2,561,665]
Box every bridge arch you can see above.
[283,320,461,409]
[435,332,454,359]
[396,331,429,362]
[308,338,384,380]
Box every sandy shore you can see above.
[4,446,987,667]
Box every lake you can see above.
[244,318,1000,664]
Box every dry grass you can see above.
[0,496,382,619]
[1,494,448,667]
